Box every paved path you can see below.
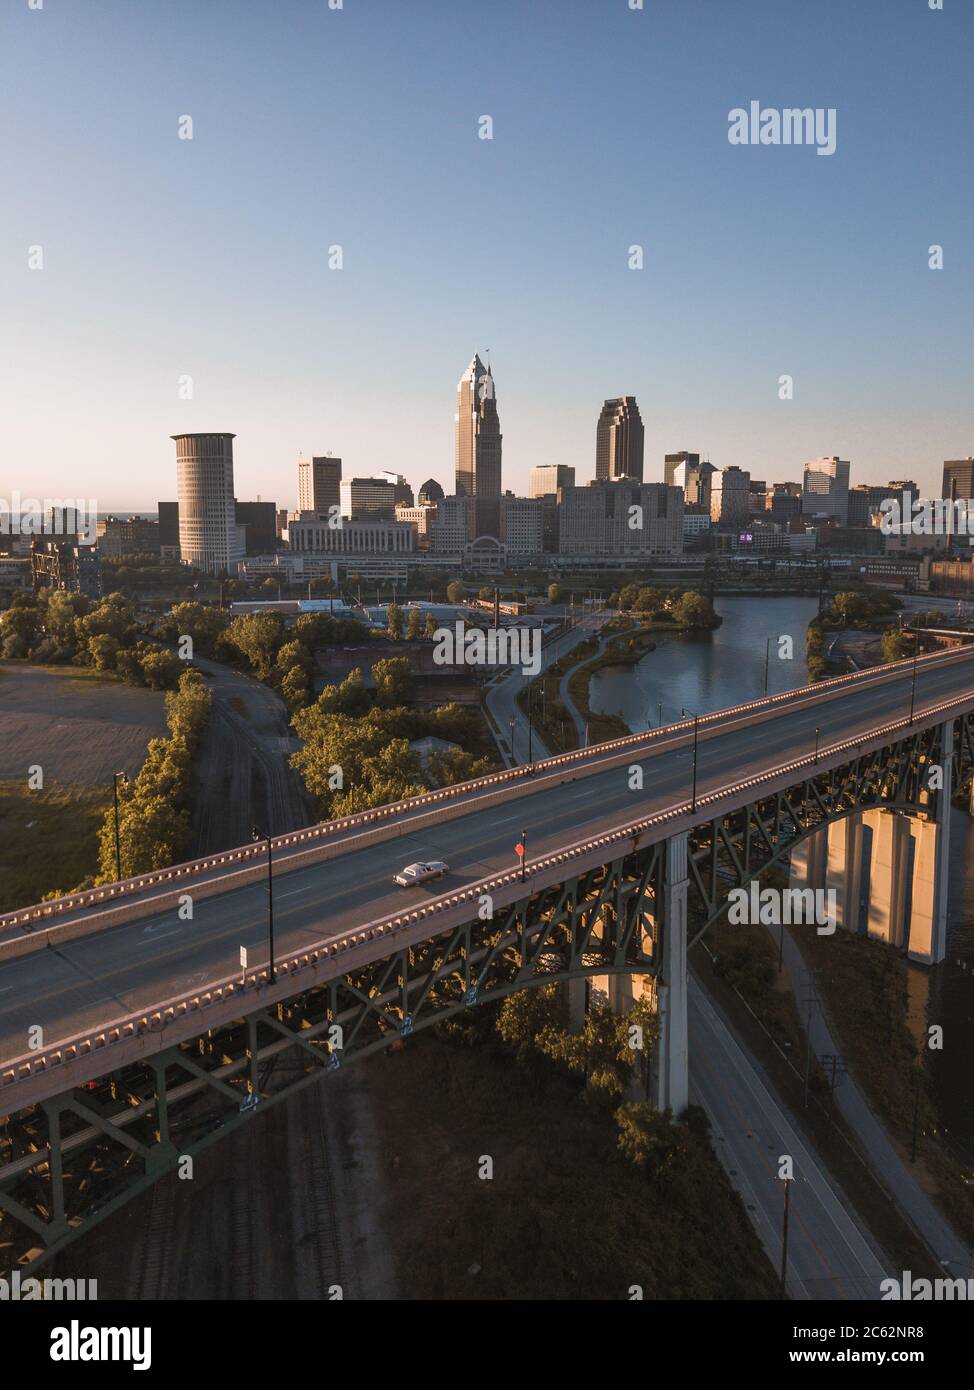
[558,628,617,745]
[776,923,972,1279]
[484,614,607,767]
[689,976,891,1299]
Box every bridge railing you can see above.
[0,646,965,940]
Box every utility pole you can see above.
[909,618,922,726]
[764,636,771,696]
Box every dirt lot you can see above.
[0,663,167,786]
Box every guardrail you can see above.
[1,687,969,1107]
[0,645,967,937]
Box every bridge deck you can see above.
[1,649,973,1084]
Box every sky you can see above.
[2,0,971,511]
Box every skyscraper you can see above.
[298,455,342,516]
[529,463,575,498]
[802,456,851,524]
[596,397,644,482]
[455,353,502,536]
[172,433,244,574]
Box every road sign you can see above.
[239,945,248,970]
[515,842,524,857]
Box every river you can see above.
[590,593,974,1164]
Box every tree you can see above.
[226,611,285,678]
[447,581,466,604]
[615,1102,688,1176]
[87,633,119,671]
[425,611,438,639]
[547,583,561,604]
[881,627,911,662]
[386,602,404,641]
[671,591,716,628]
[406,607,422,641]
[312,667,371,718]
[140,647,182,690]
[372,656,412,708]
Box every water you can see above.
[590,593,974,1164]
[589,594,819,730]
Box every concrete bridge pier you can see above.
[826,814,863,932]
[906,720,953,964]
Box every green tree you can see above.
[425,611,438,639]
[226,611,285,678]
[547,583,561,604]
[447,580,466,604]
[671,591,716,628]
[372,656,412,708]
[406,607,422,641]
[386,602,404,641]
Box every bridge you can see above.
[2,646,974,1272]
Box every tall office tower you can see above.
[847,481,918,529]
[596,397,644,482]
[672,457,716,512]
[802,456,851,524]
[157,501,180,559]
[418,478,444,505]
[710,466,752,527]
[942,459,974,555]
[298,455,342,515]
[172,432,245,574]
[529,463,575,498]
[455,353,503,536]
[558,480,683,556]
[664,451,700,487]
[341,476,400,520]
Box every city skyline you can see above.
[4,0,972,508]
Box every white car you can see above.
[393,860,449,888]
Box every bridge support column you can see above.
[651,833,689,1116]
[906,722,952,964]
[565,976,587,1033]
[789,826,827,894]
[862,810,910,948]
[826,815,863,933]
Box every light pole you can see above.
[686,712,700,812]
[764,636,776,696]
[909,619,922,726]
[813,725,820,765]
[509,716,516,765]
[251,825,276,982]
[527,686,534,765]
[657,701,663,728]
[112,771,128,881]
[520,827,527,882]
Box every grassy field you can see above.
[361,1025,778,1300]
[0,780,108,909]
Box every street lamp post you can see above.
[520,828,527,882]
[251,825,276,982]
[909,619,922,726]
[527,687,534,765]
[779,1178,792,1300]
[690,712,700,812]
[509,716,516,766]
[112,771,128,881]
[814,725,820,765]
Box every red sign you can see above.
[515,842,524,857]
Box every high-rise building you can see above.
[942,460,974,506]
[558,480,683,556]
[158,501,180,560]
[710,466,751,527]
[500,495,544,557]
[298,456,342,516]
[672,457,716,512]
[235,501,279,555]
[596,397,644,482]
[340,476,402,520]
[172,433,245,574]
[847,481,918,530]
[429,495,476,555]
[664,451,700,487]
[802,456,851,524]
[529,464,575,498]
[455,353,502,536]
[417,478,445,505]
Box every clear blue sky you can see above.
[3,0,971,509]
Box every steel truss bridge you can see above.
[2,654,974,1273]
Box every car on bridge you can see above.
[393,860,449,888]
